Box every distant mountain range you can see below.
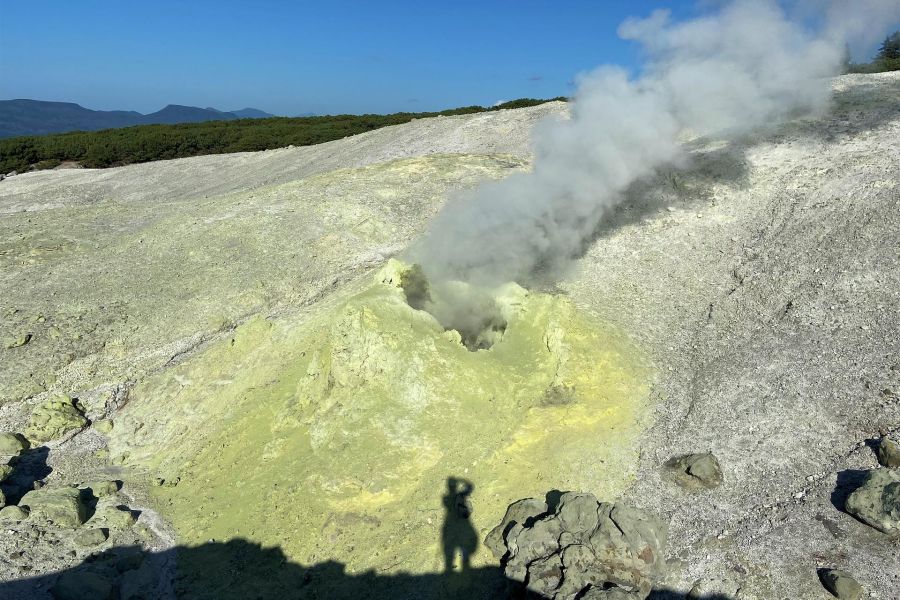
[0,99,277,138]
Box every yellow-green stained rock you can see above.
[89,500,136,530]
[110,263,652,576]
[81,480,120,497]
[25,394,88,443]
[4,333,32,349]
[93,419,114,434]
[0,431,30,455]
[0,505,29,521]
[0,464,12,483]
[20,486,87,527]
[877,436,900,468]
[845,469,900,535]
[74,527,108,547]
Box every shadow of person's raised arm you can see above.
[441,476,478,574]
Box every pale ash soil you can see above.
[0,73,898,598]
[566,72,900,597]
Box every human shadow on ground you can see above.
[0,539,735,600]
[0,476,735,600]
[0,445,51,505]
[441,476,478,573]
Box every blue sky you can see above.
[0,1,894,116]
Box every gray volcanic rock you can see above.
[663,452,723,490]
[875,435,900,468]
[844,469,900,535]
[484,496,548,559]
[498,492,667,599]
[819,568,864,600]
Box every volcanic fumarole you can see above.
[102,0,900,594]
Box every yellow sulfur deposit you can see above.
[109,260,651,576]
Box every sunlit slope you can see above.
[108,261,650,574]
[0,154,525,405]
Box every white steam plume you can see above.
[410,0,899,289]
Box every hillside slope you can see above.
[0,99,273,138]
[0,73,897,599]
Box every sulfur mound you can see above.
[108,260,650,577]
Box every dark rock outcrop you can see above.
[491,491,667,599]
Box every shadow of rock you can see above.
[0,445,51,505]
[648,591,734,600]
[0,538,738,600]
[830,468,870,513]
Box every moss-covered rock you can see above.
[20,486,87,527]
[25,394,88,443]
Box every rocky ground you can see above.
[0,73,898,599]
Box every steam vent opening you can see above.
[399,263,507,351]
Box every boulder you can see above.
[497,491,667,599]
[876,436,900,468]
[20,486,87,527]
[0,505,29,521]
[25,394,89,443]
[74,527,109,547]
[664,453,723,490]
[0,464,12,483]
[51,571,115,600]
[80,480,120,497]
[819,569,863,600]
[484,496,548,559]
[844,469,900,535]
[0,431,30,456]
[89,499,137,530]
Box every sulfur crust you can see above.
[108,260,651,575]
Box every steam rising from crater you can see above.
[411,0,900,290]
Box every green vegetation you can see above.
[0,97,566,174]
[847,31,900,74]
